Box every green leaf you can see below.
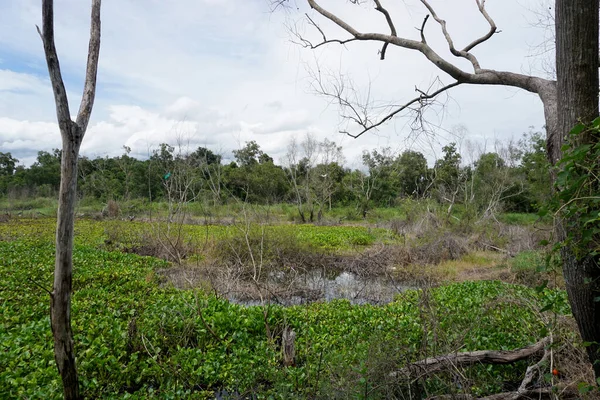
[539,302,554,313]
[578,382,594,394]
[569,123,586,136]
[535,281,548,293]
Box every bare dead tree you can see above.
[316,138,344,212]
[285,133,319,222]
[117,146,135,201]
[156,135,200,264]
[38,0,101,398]
[285,0,559,160]
[278,0,600,381]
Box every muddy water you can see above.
[227,269,414,306]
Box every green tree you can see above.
[24,149,62,195]
[432,143,464,213]
[233,141,265,167]
[519,130,551,210]
[395,150,429,198]
[0,152,19,195]
[0,152,18,176]
[189,146,221,166]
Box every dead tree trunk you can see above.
[555,0,600,380]
[52,131,82,399]
[39,0,102,398]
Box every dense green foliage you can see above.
[549,119,600,258]
[0,131,551,221]
[0,218,569,398]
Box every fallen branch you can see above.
[426,388,554,399]
[480,242,514,257]
[390,337,550,378]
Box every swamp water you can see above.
[225,269,414,306]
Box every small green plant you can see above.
[511,250,544,272]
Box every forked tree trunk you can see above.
[39,1,101,398]
[555,0,600,379]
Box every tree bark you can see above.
[39,1,101,398]
[51,126,83,399]
[555,0,600,380]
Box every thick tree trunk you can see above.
[52,125,83,400]
[555,0,600,380]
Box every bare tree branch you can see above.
[345,81,460,138]
[373,0,397,60]
[463,0,498,53]
[310,63,460,138]
[40,0,101,136]
[420,0,497,72]
[304,0,549,93]
[293,0,557,142]
[418,14,430,43]
[290,13,359,49]
[40,0,72,132]
[76,0,101,132]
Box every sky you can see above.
[0,0,553,167]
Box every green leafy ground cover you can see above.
[0,218,569,398]
[0,218,390,251]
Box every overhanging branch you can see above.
[340,81,461,139]
[302,0,547,93]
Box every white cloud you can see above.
[0,0,550,169]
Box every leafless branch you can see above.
[343,81,460,139]
[463,0,498,53]
[75,0,101,132]
[302,0,545,93]
[420,0,496,72]
[40,0,72,132]
[308,60,461,139]
[289,14,358,49]
[373,0,397,60]
[419,15,430,43]
[26,277,53,297]
[40,0,101,137]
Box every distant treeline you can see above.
[0,131,551,220]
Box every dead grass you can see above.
[436,251,508,281]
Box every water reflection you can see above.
[228,269,412,306]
